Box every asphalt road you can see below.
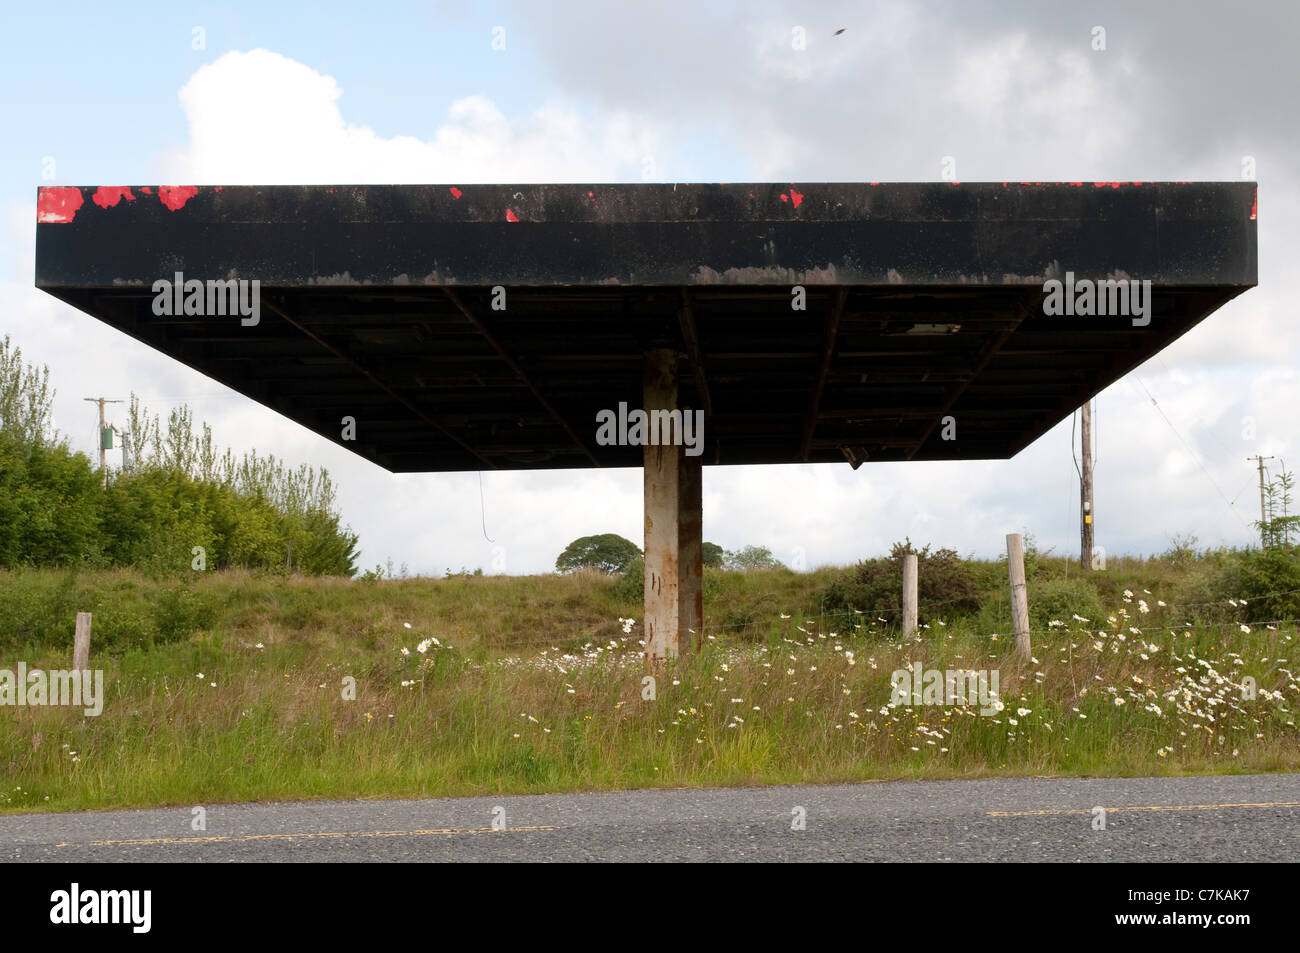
[3,773,1298,862]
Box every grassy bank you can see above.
[1,560,1298,813]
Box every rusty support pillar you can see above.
[643,348,703,666]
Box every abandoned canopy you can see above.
[35,182,1257,473]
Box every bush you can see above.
[153,585,220,644]
[821,539,980,625]
[1226,546,1300,623]
[609,556,644,601]
[1027,578,1106,630]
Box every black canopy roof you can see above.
[35,181,1257,472]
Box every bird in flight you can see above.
[834,28,846,35]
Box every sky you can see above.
[2,0,1297,576]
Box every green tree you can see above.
[0,337,359,576]
[1257,463,1300,549]
[702,541,724,568]
[723,544,782,571]
[555,533,642,574]
[0,335,56,447]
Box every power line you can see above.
[1132,376,1251,528]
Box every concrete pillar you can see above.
[642,348,703,665]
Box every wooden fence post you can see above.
[902,553,918,638]
[1006,534,1031,661]
[74,612,92,670]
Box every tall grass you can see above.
[1,563,1297,813]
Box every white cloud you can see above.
[158,49,660,184]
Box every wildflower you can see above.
[400,648,410,657]
[403,622,412,629]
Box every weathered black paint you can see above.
[35,182,1257,473]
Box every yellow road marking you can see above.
[57,825,555,847]
[988,800,1300,817]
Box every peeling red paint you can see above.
[1250,192,1257,220]
[505,208,519,222]
[449,187,462,199]
[92,186,135,209]
[139,186,152,194]
[789,188,803,208]
[1093,181,1125,189]
[1068,181,1083,187]
[37,187,83,223]
[780,193,789,202]
[215,186,223,191]
[158,186,199,211]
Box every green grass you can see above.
[1,562,1297,813]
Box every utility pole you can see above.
[83,397,124,489]
[115,426,131,472]
[1250,454,1275,547]
[1080,399,1095,568]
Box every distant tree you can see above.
[0,339,359,575]
[0,335,56,447]
[702,541,724,569]
[1257,463,1300,549]
[555,533,642,574]
[723,544,782,571]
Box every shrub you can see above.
[153,585,219,643]
[1027,578,1106,630]
[1227,546,1300,623]
[609,556,644,601]
[821,539,980,624]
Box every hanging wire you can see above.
[1134,375,1251,527]
[478,470,495,544]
